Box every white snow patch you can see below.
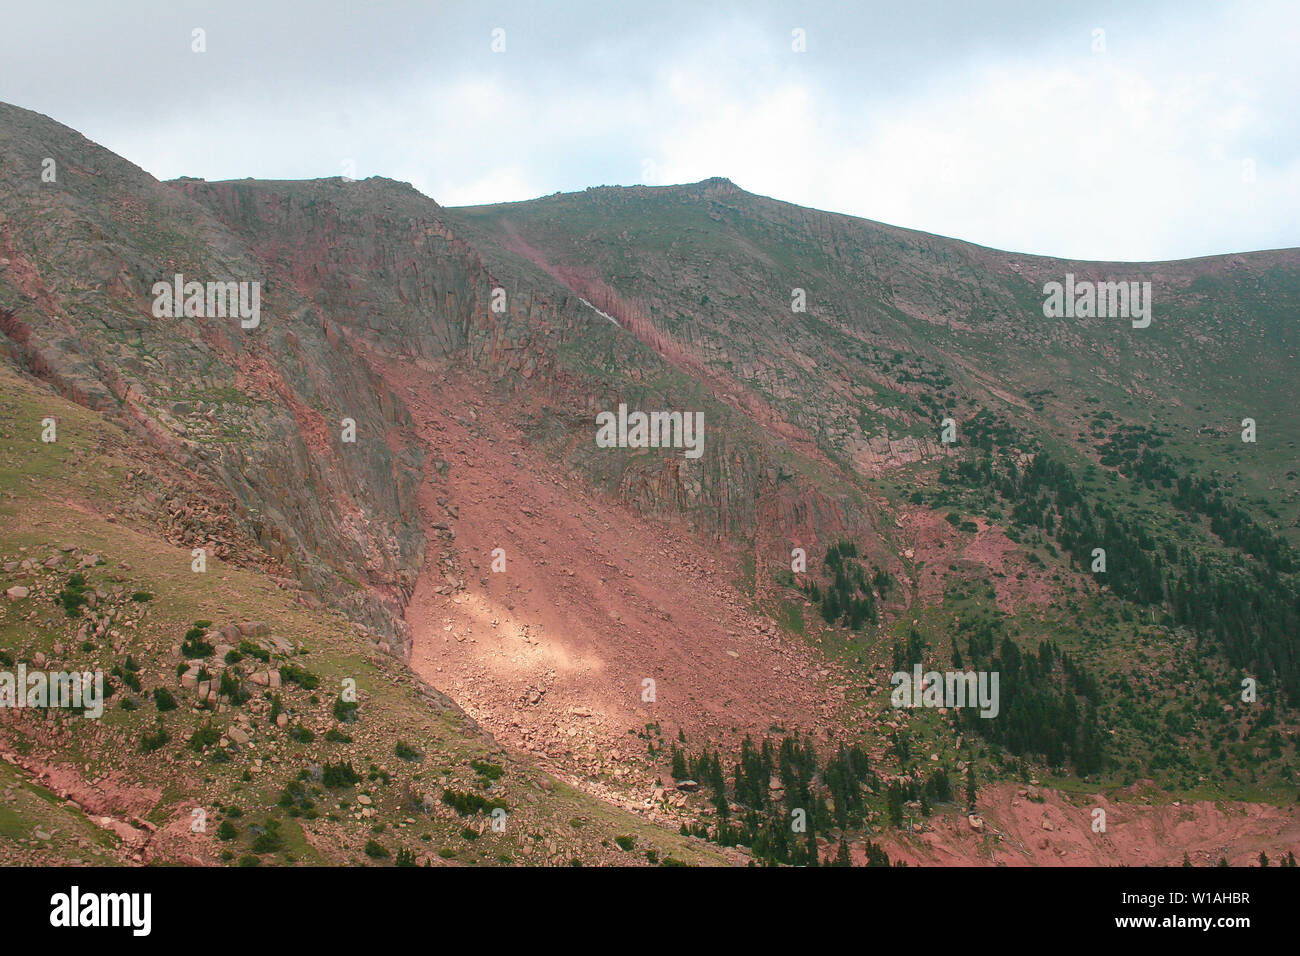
[579,297,620,327]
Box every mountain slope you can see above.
[2,100,1298,866]
[449,178,1300,547]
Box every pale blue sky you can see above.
[2,0,1296,261]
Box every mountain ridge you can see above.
[2,99,1298,867]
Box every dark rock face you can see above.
[0,103,427,647]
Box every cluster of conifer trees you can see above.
[1102,424,1295,573]
[897,618,1106,774]
[670,734,891,866]
[799,540,889,630]
[958,629,1105,774]
[885,770,955,826]
[947,437,1300,705]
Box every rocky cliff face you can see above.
[0,104,425,646]
[0,103,885,647]
[5,100,1298,655]
[173,172,892,574]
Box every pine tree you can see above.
[670,745,688,781]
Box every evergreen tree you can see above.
[670,744,688,781]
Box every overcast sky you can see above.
[2,1,1296,261]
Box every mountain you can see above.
[1,101,1297,866]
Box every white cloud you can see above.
[2,0,1295,259]
[621,7,1300,259]
[434,167,542,207]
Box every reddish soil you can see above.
[378,357,1299,865]
[873,782,1300,867]
[0,739,210,864]
[235,354,331,458]
[386,358,845,794]
[897,506,1065,613]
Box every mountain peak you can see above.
[678,176,743,197]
